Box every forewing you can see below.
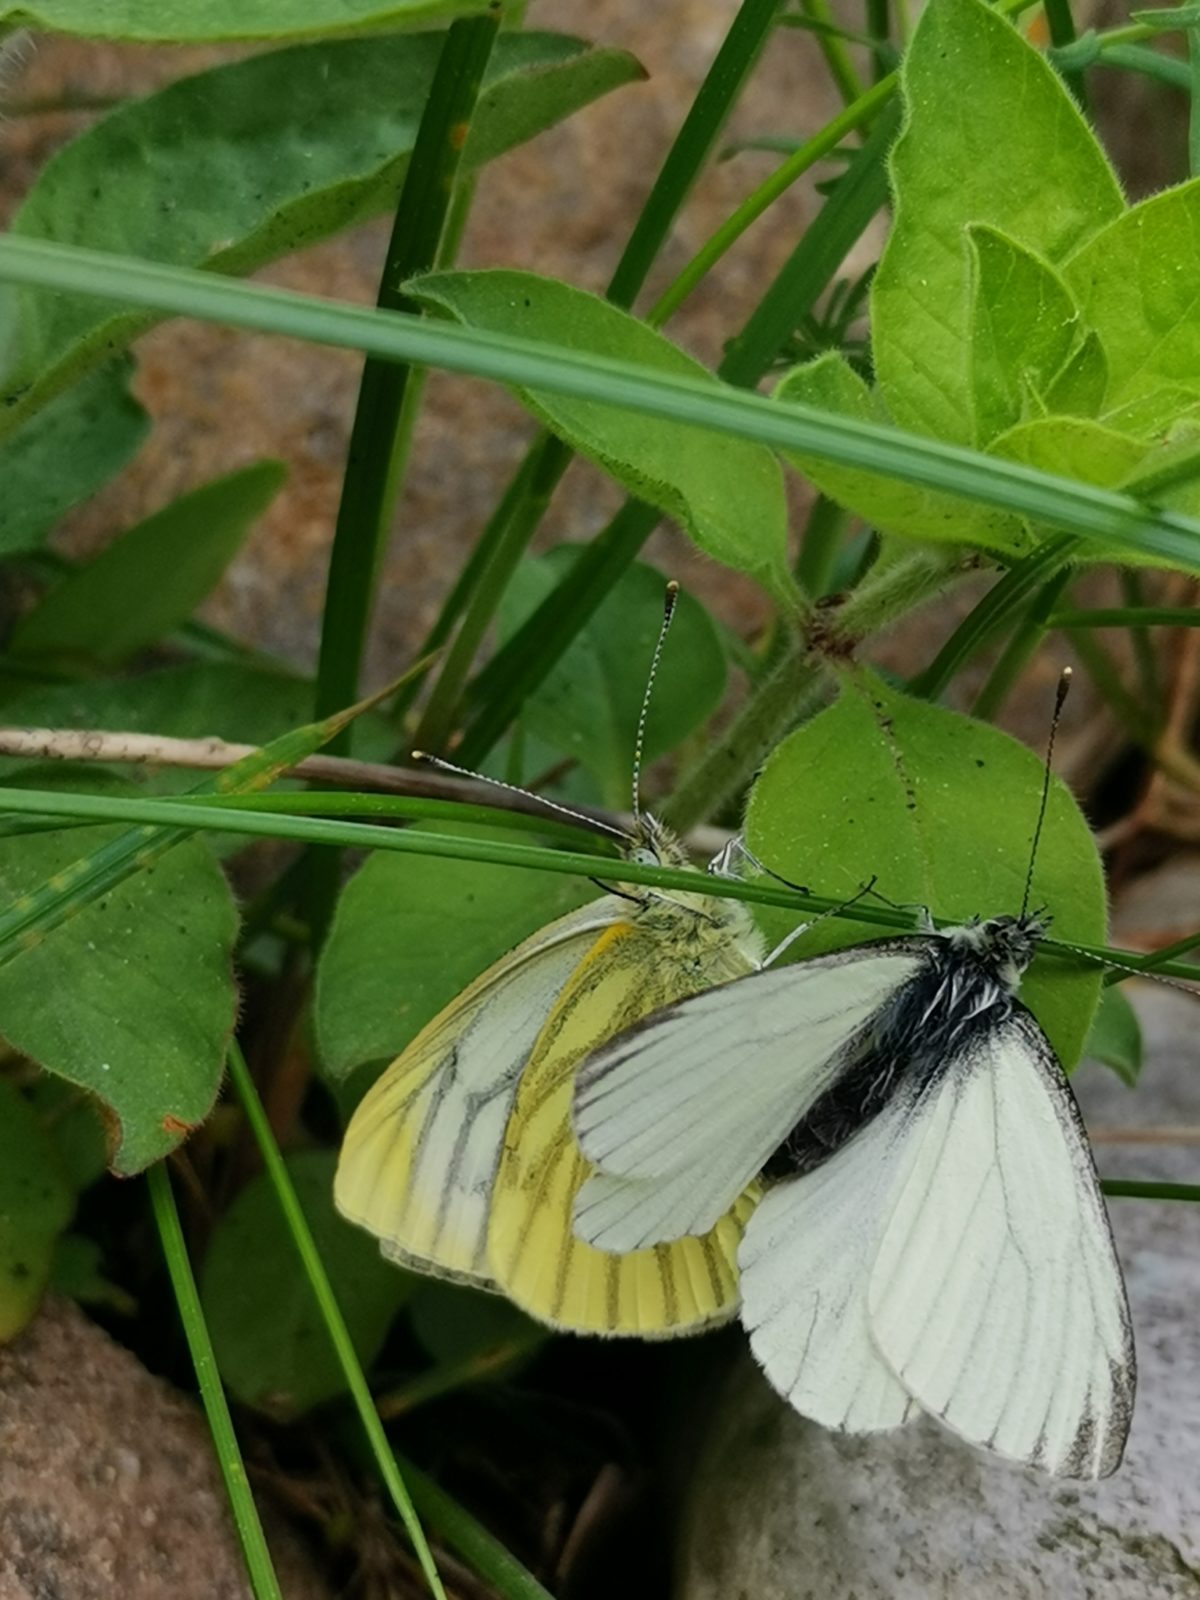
[333,900,626,1286]
[868,1011,1135,1478]
[738,1090,920,1434]
[489,918,761,1337]
[572,946,926,1250]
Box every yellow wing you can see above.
[488,919,761,1337]
[334,899,628,1286]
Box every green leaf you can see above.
[872,0,1122,445]
[496,550,727,807]
[1063,178,1200,413]
[316,827,590,1081]
[1083,984,1142,1087]
[0,770,239,1174]
[9,461,285,666]
[1043,330,1108,419]
[201,1150,413,1417]
[0,1079,74,1340]
[0,33,642,422]
[406,268,795,601]
[409,1278,544,1367]
[967,225,1090,444]
[49,1233,136,1316]
[744,670,1106,1068]
[0,0,490,40]
[0,361,148,557]
[775,353,1027,554]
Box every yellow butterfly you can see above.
[334,588,775,1336]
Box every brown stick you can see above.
[0,724,732,857]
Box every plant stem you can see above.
[1042,0,1089,110]
[224,1045,448,1600]
[1103,1180,1200,1202]
[797,0,865,106]
[971,566,1074,720]
[607,0,786,312]
[911,537,1078,701]
[663,640,826,830]
[648,75,894,329]
[147,1163,283,1600]
[315,8,501,735]
[866,0,891,79]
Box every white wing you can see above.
[867,1010,1135,1479]
[572,946,926,1250]
[739,1088,920,1433]
[334,898,626,1286]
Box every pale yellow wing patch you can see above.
[488,920,761,1337]
[334,900,627,1286]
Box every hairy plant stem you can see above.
[663,546,979,831]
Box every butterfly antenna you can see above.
[1021,667,1072,919]
[411,750,630,845]
[631,580,680,827]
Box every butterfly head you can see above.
[947,911,1051,993]
[625,811,690,871]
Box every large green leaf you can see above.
[0,771,239,1174]
[0,0,489,40]
[775,353,1027,555]
[201,1150,413,1417]
[496,551,727,808]
[1083,985,1142,1088]
[1063,178,1200,413]
[406,269,795,602]
[316,827,590,1082]
[10,461,285,666]
[0,1079,74,1340]
[0,33,642,424]
[744,671,1106,1068]
[0,361,148,557]
[872,0,1122,445]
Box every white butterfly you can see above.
[570,909,1135,1478]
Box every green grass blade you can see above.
[1051,606,1200,627]
[5,239,1198,570]
[911,537,1078,701]
[395,1451,558,1600]
[147,1162,284,1600]
[1103,1180,1200,1201]
[1,784,1195,977]
[315,9,500,734]
[606,0,785,310]
[970,567,1074,720]
[224,1045,448,1599]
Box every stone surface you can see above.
[678,979,1200,1600]
[0,1295,329,1600]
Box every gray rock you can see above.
[0,1296,330,1600]
[679,984,1200,1599]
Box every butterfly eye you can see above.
[629,847,661,867]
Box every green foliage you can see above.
[10,462,285,667]
[776,0,1200,571]
[0,0,491,40]
[744,671,1107,1069]
[0,770,239,1174]
[1084,985,1143,1087]
[0,362,148,557]
[316,829,590,1082]
[496,551,728,807]
[0,33,642,425]
[409,1278,544,1367]
[406,269,796,603]
[0,1079,74,1339]
[201,1150,414,1417]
